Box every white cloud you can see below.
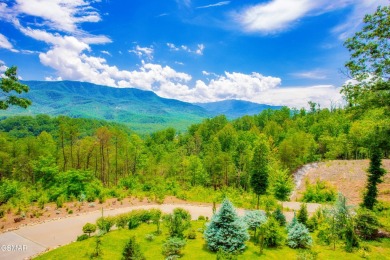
[196,1,230,9]
[167,42,205,55]
[233,0,373,34]
[0,60,8,77]
[129,45,154,61]
[234,0,317,33]
[101,50,111,56]
[0,33,18,52]
[45,76,63,81]
[332,0,389,39]
[14,0,101,33]
[290,69,328,80]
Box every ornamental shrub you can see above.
[287,222,313,249]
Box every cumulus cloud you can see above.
[129,45,154,61]
[0,60,7,76]
[0,33,18,52]
[14,0,101,33]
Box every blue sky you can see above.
[0,0,387,108]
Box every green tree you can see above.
[204,198,249,252]
[243,210,267,238]
[363,143,387,209]
[250,138,270,209]
[297,203,308,226]
[122,236,145,260]
[342,6,390,110]
[82,223,97,237]
[287,221,313,249]
[271,169,293,201]
[163,208,191,238]
[0,66,31,110]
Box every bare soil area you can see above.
[291,159,390,205]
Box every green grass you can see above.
[35,221,390,260]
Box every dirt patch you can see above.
[291,159,390,205]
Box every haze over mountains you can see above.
[0,81,281,133]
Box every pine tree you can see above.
[204,198,249,252]
[272,208,286,226]
[363,144,387,210]
[250,138,269,209]
[243,210,267,238]
[122,236,145,260]
[297,203,308,226]
[287,222,313,249]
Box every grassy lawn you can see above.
[35,220,390,260]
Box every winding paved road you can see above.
[0,202,320,260]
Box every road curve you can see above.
[0,202,320,260]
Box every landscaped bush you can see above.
[302,179,336,203]
[354,209,381,240]
[187,229,196,239]
[164,208,191,238]
[216,248,238,260]
[96,216,115,233]
[76,234,89,241]
[162,237,186,258]
[262,217,286,248]
[82,223,97,237]
[272,207,286,226]
[0,180,20,205]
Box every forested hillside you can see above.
[0,104,388,208]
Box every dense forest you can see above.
[0,102,388,207]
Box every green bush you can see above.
[162,237,186,258]
[262,217,286,248]
[296,249,318,260]
[187,229,196,239]
[56,194,66,208]
[76,234,89,241]
[354,209,381,240]
[287,222,313,249]
[0,180,20,205]
[82,223,97,236]
[216,248,238,260]
[128,216,140,229]
[122,236,145,260]
[297,203,308,226]
[302,179,336,203]
[145,233,155,241]
[96,216,115,233]
[272,208,286,226]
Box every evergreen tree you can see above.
[122,236,145,260]
[272,208,286,226]
[204,198,249,252]
[0,66,31,110]
[297,203,308,226]
[287,222,313,249]
[243,210,267,238]
[163,208,191,238]
[363,144,387,210]
[262,217,285,248]
[250,138,270,209]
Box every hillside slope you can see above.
[292,160,390,205]
[195,99,281,118]
[0,81,211,133]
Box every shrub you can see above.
[82,223,97,236]
[296,250,319,260]
[198,215,206,221]
[287,222,313,249]
[128,216,140,230]
[187,229,196,239]
[37,195,48,210]
[216,248,238,260]
[354,209,381,240]
[77,234,89,241]
[116,213,130,229]
[56,194,66,208]
[302,179,336,203]
[122,236,145,260]
[96,216,115,233]
[0,179,19,205]
[162,237,186,258]
[243,210,267,239]
[204,198,249,252]
[145,233,155,241]
[164,208,191,238]
[262,217,285,248]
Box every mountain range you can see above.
[0,81,281,133]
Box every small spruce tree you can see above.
[272,208,286,226]
[243,210,267,238]
[204,198,249,252]
[287,222,313,249]
[297,203,308,226]
[122,236,145,260]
